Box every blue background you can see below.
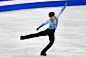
[0,0,86,12]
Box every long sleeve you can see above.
[56,2,68,18]
[37,19,49,29]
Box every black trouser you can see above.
[23,28,56,53]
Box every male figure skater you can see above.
[20,1,68,56]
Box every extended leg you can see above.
[20,29,48,40]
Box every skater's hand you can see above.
[64,1,68,7]
[66,1,68,5]
[36,28,39,31]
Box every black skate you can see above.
[20,36,25,40]
[40,52,47,56]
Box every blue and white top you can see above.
[38,5,67,29]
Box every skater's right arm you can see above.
[36,20,49,30]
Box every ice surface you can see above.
[0,5,86,57]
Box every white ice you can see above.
[0,5,86,57]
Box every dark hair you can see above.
[49,12,55,17]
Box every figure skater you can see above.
[20,1,68,56]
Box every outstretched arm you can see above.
[36,19,49,30]
[56,1,68,18]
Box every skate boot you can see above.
[40,52,47,56]
[20,36,25,40]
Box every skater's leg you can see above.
[20,29,48,40]
[41,32,55,54]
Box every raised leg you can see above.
[20,29,48,40]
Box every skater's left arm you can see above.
[56,1,68,18]
[36,20,49,30]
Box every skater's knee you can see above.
[49,41,54,44]
[49,39,54,42]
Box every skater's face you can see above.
[50,15,55,20]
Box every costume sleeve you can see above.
[37,19,49,29]
[56,2,67,18]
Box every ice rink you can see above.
[0,5,86,57]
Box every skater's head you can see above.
[49,12,55,20]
